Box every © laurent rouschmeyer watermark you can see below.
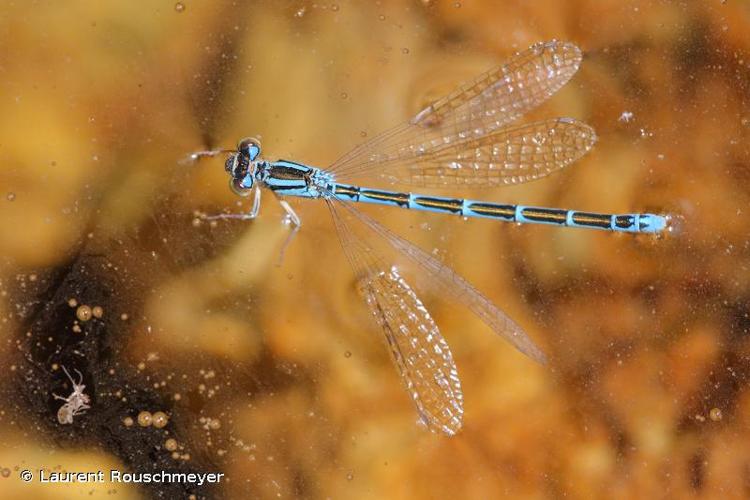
[18,468,224,486]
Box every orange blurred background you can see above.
[1,0,749,498]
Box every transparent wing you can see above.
[379,118,596,189]
[328,199,464,435]
[359,268,464,435]
[328,195,547,364]
[330,40,586,186]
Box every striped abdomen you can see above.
[332,183,667,234]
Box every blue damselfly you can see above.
[187,40,669,435]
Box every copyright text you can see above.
[19,469,224,486]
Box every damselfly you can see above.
[187,40,669,435]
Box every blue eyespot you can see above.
[230,175,254,196]
[238,138,261,161]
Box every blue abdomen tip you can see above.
[640,214,669,234]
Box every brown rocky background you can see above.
[0,1,748,498]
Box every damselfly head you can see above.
[225,137,262,196]
[224,156,251,197]
[225,154,254,196]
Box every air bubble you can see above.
[153,411,169,428]
[76,305,93,322]
[138,411,153,427]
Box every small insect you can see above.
[52,365,91,424]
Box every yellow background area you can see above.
[1,1,749,498]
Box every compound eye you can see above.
[237,137,262,161]
[230,176,253,197]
